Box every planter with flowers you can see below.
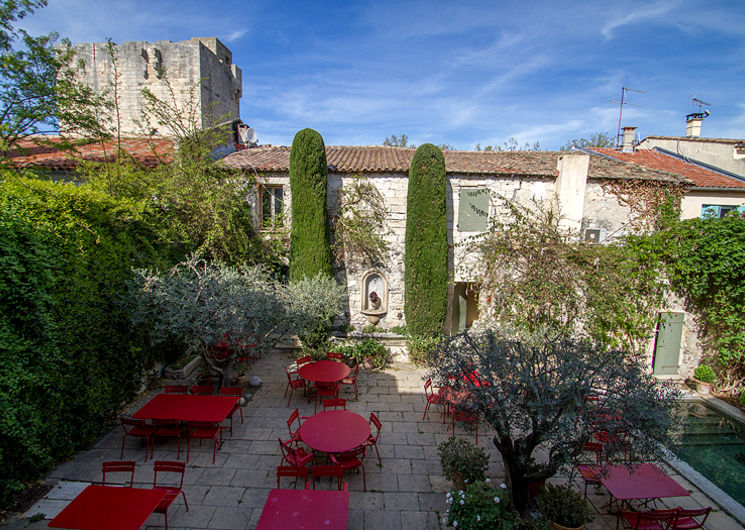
[538,483,593,530]
[692,364,716,395]
[445,480,521,529]
[438,438,489,490]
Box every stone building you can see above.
[69,38,242,135]
[223,145,701,375]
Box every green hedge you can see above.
[288,128,333,281]
[404,143,448,335]
[0,176,178,505]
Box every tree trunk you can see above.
[502,455,531,515]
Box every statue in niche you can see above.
[361,271,387,324]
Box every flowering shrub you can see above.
[438,438,489,485]
[445,480,521,529]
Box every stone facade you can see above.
[69,38,242,135]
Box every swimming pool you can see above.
[673,400,745,507]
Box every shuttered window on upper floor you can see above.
[458,187,489,232]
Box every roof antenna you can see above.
[688,97,711,120]
[615,86,643,148]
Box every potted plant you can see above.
[445,480,521,529]
[538,483,593,530]
[438,438,489,490]
[693,364,716,395]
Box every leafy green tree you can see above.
[561,132,615,150]
[428,330,680,515]
[383,133,412,148]
[0,1,105,157]
[475,138,541,152]
[289,127,333,281]
[405,143,448,335]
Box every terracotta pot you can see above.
[695,380,713,395]
[550,522,584,530]
[451,471,466,491]
[527,478,545,497]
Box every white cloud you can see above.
[601,0,681,40]
[225,29,247,43]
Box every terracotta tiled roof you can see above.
[589,147,745,189]
[223,145,686,183]
[4,136,174,170]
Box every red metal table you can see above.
[131,394,239,423]
[298,410,370,453]
[298,360,350,383]
[256,488,349,529]
[594,463,690,504]
[48,485,166,530]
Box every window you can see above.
[259,185,283,228]
[458,188,489,232]
[701,204,744,219]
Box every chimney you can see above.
[621,126,637,152]
[686,112,707,137]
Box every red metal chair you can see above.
[153,460,189,530]
[276,465,308,489]
[322,398,347,411]
[423,379,444,421]
[101,461,135,487]
[186,422,222,463]
[312,465,344,490]
[279,437,314,467]
[330,446,367,492]
[362,412,382,466]
[576,463,601,498]
[219,386,243,437]
[164,385,189,394]
[190,384,214,395]
[120,417,154,461]
[326,351,345,362]
[312,381,340,413]
[284,365,306,407]
[669,507,711,529]
[287,408,305,441]
[296,355,312,368]
[150,419,183,460]
[341,364,360,400]
[618,510,677,530]
[451,407,479,445]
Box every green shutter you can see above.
[458,188,489,232]
[653,312,684,375]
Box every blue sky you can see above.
[20,0,745,149]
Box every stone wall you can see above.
[69,38,241,135]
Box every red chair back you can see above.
[164,385,188,395]
[190,385,214,395]
[219,386,242,397]
[424,379,434,398]
[369,413,382,440]
[296,355,312,367]
[671,507,711,529]
[312,465,343,490]
[101,461,135,487]
[153,460,186,488]
[276,466,308,489]
[120,417,150,434]
[620,510,677,530]
[287,408,301,437]
[322,398,347,411]
[326,352,345,362]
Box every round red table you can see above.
[298,360,350,383]
[298,410,370,453]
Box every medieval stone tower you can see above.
[71,37,242,135]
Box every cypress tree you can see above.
[288,128,333,281]
[404,143,448,335]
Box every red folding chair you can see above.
[279,437,314,467]
[284,365,306,407]
[164,385,189,395]
[341,364,360,400]
[287,408,305,441]
[150,419,183,460]
[120,417,154,461]
[219,386,243,437]
[312,465,344,490]
[576,463,601,499]
[101,461,135,487]
[186,422,222,463]
[451,407,479,446]
[296,355,312,368]
[326,352,345,362]
[153,460,189,530]
[669,507,711,529]
[190,384,214,395]
[276,466,308,489]
[322,398,347,411]
[330,446,367,492]
[312,381,340,413]
[423,379,444,421]
[363,412,382,466]
[618,509,677,530]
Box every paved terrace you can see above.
[7,351,742,529]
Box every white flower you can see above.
[464,479,468,483]
[485,478,491,483]
[499,482,507,489]
[460,499,465,505]
[477,515,481,522]
[493,496,500,503]
[453,522,458,528]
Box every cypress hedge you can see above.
[404,143,448,335]
[288,128,333,281]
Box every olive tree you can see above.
[428,330,680,515]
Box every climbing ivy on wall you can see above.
[404,143,448,336]
[288,128,333,281]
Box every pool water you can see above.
[673,401,745,506]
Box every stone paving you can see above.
[5,351,743,529]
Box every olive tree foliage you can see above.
[129,256,346,385]
[0,0,106,157]
[428,330,681,515]
[463,199,666,354]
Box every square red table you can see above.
[256,488,350,530]
[48,485,166,530]
[595,463,690,502]
[131,394,239,423]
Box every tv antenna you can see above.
[688,97,711,120]
[616,86,643,148]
